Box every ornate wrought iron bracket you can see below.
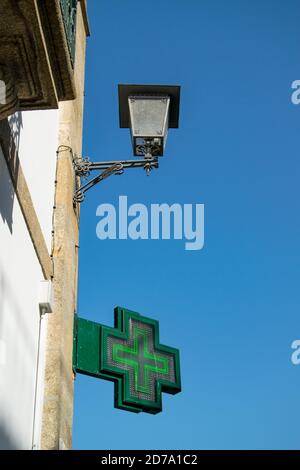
[73,154,159,204]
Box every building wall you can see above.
[0,1,89,450]
[40,1,89,449]
[16,110,59,251]
[0,109,58,449]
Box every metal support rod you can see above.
[73,156,159,203]
[87,157,158,171]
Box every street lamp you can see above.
[119,84,180,157]
[72,84,180,203]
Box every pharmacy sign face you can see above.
[73,307,181,413]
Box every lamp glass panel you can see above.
[129,97,170,137]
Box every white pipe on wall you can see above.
[31,308,49,450]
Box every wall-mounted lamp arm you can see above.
[73,156,159,204]
[73,162,124,203]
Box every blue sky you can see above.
[72,0,300,449]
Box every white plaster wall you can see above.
[0,107,59,449]
[0,143,48,449]
[9,110,59,251]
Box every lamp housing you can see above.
[118,84,180,157]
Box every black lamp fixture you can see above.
[72,84,180,203]
[119,84,180,157]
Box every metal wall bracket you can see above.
[73,153,159,203]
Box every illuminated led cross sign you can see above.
[73,307,181,414]
[102,307,181,413]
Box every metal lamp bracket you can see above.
[72,144,159,204]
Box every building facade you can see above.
[0,0,89,450]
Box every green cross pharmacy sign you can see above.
[73,307,181,413]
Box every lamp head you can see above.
[118,84,180,157]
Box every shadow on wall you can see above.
[0,150,15,234]
[9,112,23,153]
[0,111,23,234]
[0,422,17,450]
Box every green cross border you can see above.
[73,306,181,414]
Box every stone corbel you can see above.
[0,0,79,122]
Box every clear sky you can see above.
[72,0,300,449]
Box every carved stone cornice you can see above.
[0,0,79,121]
